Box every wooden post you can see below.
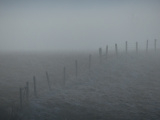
[26,82,29,102]
[63,67,66,86]
[20,88,23,109]
[46,71,51,91]
[99,48,102,63]
[154,39,157,52]
[125,41,128,53]
[146,40,148,53]
[106,45,108,57]
[33,76,37,97]
[136,42,138,54]
[75,60,78,79]
[115,44,118,55]
[89,54,92,74]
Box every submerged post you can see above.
[75,60,78,79]
[136,42,138,54]
[26,82,29,102]
[19,87,23,109]
[99,47,102,63]
[46,71,51,91]
[115,44,118,55]
[106,45,108,57]
[146,40,148,53]
[33,76,37,97]
[89,54,92,74]
[125,41,128,53]
[63,67,66,87]
[154,39,157,52]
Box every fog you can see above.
[0,0,160,52]
[1,1,160,119]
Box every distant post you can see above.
[19,88,23,109]
[154,39,157,52]
[75,60,78,79]
[46,71,51,91]
[89,54,92,74]
[33,76,37,97]
[63,67,66,86]
[146,40,148,53]
[106,45,108,57]
[136,42,138,54]
[125,41,128,53]
[26,82,29,102]
[99,48,102,63]
[115,44,118,55]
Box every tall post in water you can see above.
[125,41,128,53]
[136,42,138,54]
[63,67,66,87]
[146,40,148,53]
[75,60,78,79]
[19,88,23,109]
[115,44,118,55]
[46,71,51,91]
[106,45,108,57]
[33,76,37,97]
[89,54,92,75]
[99,47,102,63]
[154,39,157,52]
[26,82,29,102]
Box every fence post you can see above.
[19,88,23,109]
[146,40,148,53]
[136,42,138,54]
[63,67,66,87]
[75,60,78,79]
[89,54,92,75]
[46,71,51,91]
[33,76,37,97]
[106,45,108,57]
[154,39,157,52]
[26,82,29,102]
[125,41,128,53]
[99,48,102,63]
[115,44,118,55]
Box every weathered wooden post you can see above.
[106,45,108,57]
[154,39,157,52]
[33,76,37,97]
[125,41,128,53]
[146,40,148,53]
[75,60,78,79]
[89,54,92,74]
[99,47,102,63]
[26,82,29,102]
[115,44,118,55]
[136,42,138,54]
[46,71,51,91]
[19,87,23,109]
[63,67,66,87]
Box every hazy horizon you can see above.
[0,0,160,52]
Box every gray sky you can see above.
[0,0,160,52]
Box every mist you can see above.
[0,0,160,52]
[1,1,160,119]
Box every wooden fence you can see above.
[18,39,158,109]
